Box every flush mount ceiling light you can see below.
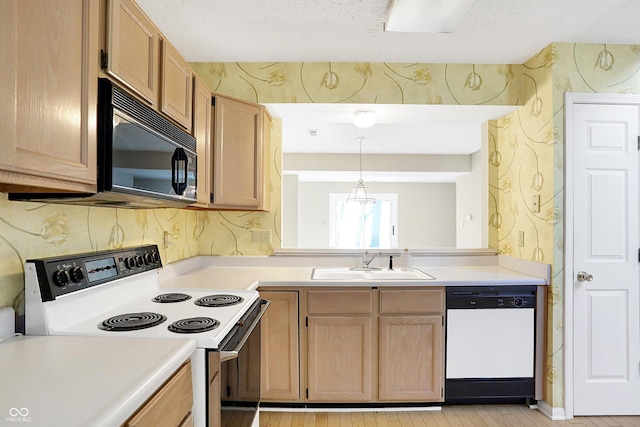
[347,137,376,204]
[353,109,376,129]
[385,0,475,33]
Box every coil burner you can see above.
[98,312,167,331]
[194,294,244,307]
[168,317,220,334]
[152,293,192,303]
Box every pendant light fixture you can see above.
[347,137,376,204]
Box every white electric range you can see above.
[24,245,268,427]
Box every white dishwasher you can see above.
[445,285,537,404]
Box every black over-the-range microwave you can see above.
[10,79,197,208]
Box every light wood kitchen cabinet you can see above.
[301,287,445,404]
[306,289,373,401]
[259,290,300,401]
[0,0,99,193]
[124,360,193,427]
[193,75,212,205]
[378,289,445,402]
[160,39,193,131]
[104,0,193,131]
[105,0,159,106]
[208,95,271,210]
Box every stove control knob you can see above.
[151,252,160,263]
[52,270,69,287]
[144,253,153,265]
[513,297,524,307]
[135,255,144,267]
[125,257,137,269]
[69,267,84,283]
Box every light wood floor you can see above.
[259,405,640,427]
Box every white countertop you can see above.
[159,263,548,291]
[0,335,196,427]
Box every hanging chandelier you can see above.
[347,137,376,204]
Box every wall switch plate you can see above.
[532,194,541,213]
[518,231,525,247]
[252,229,271,244]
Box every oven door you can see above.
[208,299,270,427]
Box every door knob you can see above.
[577,271,593,282]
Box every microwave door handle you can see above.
[171,148,188,195]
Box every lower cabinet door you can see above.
[260,290,300,401]
[378,315,444,401]
[307,316,372,401]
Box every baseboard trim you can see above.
[537,400,567,420]
[259,406,442,413]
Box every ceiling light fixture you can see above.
[385,0,475,33]
[353,109,376,129]
[347,137,376,204]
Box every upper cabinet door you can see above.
[0,0,98,192]
[212,96,266,209]
[161,40,193,131]
[105,0,159,105]
[193,75,212,206]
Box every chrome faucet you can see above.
[362,251,382,270]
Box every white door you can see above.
[572,102,640,415]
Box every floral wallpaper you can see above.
[490,43,640,407]
[191,62,522,106]
[0,195,197,318]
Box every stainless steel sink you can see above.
[311,268,435,280]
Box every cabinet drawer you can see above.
[379,289,444,314]
[124,361,193,427]
[308,290,372,314]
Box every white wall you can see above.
[455,122,488,248]
[456,150,483,248]
[282,175,299,247]
[290,181,456,249]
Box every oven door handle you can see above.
[219,299,270,361]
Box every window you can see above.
[329,193,398,249]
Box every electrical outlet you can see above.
[251,229,271,244]
[532,194,541,213]
[162,231,170,249]
[518,231,525,247]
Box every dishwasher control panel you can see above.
[446,285,537,309]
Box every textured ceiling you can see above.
[136,0,640,64]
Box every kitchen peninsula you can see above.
[158,250,548,406]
